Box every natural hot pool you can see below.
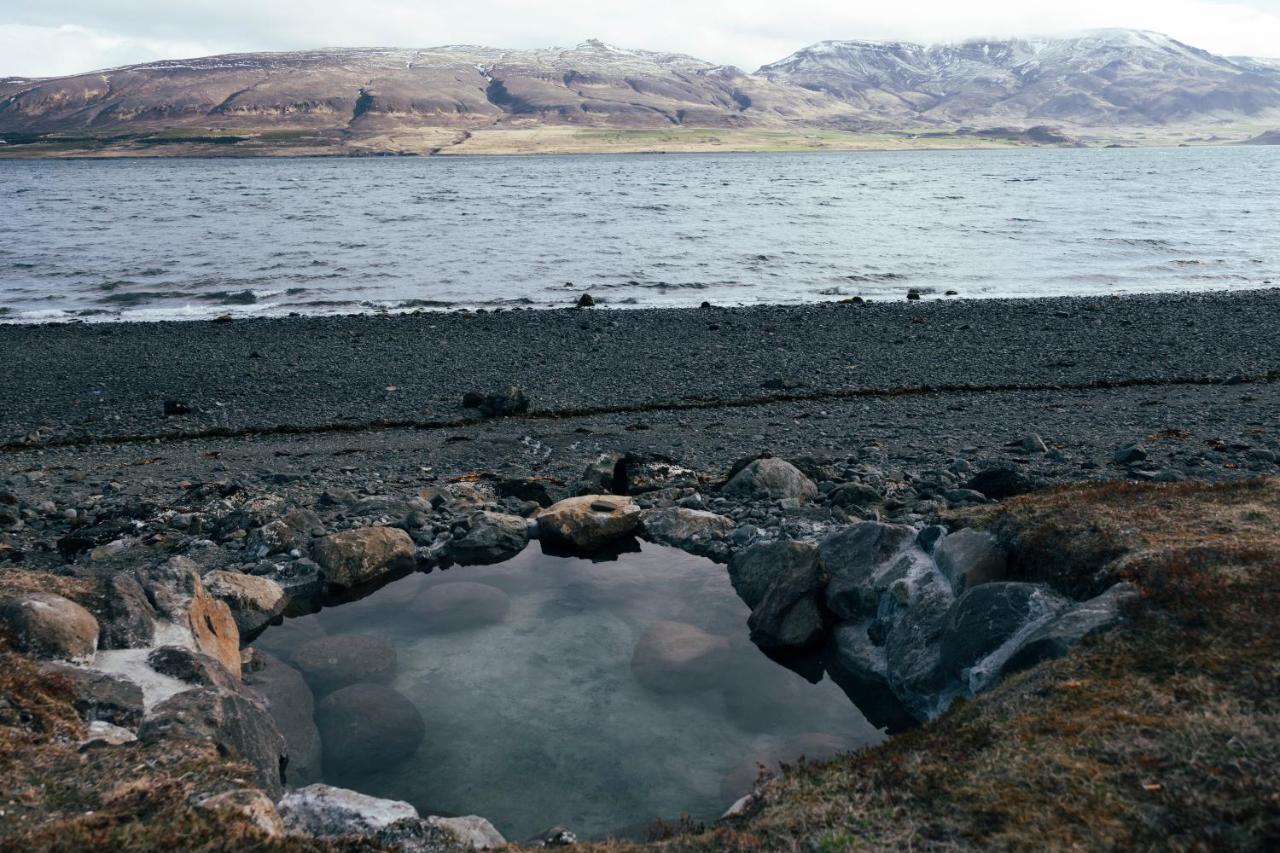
[251,541,883,841]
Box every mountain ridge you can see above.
[2,31,1278,156]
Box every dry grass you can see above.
[576,478,1280,851]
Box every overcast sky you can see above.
[4,0,1280,78]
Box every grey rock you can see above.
[0,592,99,663]
[964,465,1040,499]
[446,511,529,565]
[934,528,1008,594]
[939,582,1072,684]
[915,524,946,554]
[639,507,733,557]
[575,453,624,496]
[825,624,915,732]
[881,567,957,719]
[818,522,919,621]
[730,541,825,650]
[1113,445,1149,465]
[723,458,818,502]
[826,482,883,510]
[96,573,156,650]
[477,386,529,417]
[1001,582,1139,677]
[250,557,324,601]
[316,683,425,773]
[41,662,144,727]
[292,634,396,695]
[243,649,323,786]
[139,687,287,798]
[147,645,240,692]
[279,784,418,836]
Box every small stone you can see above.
[576,293,595,308]
[934,529,1009,594]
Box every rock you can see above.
[447,512,529,565]
[494,477,560,507]
[618,453,701,494]
[631,620,730,693]
[278,784,418,836]
[246,508,324,558]
[79,720,138,748]
[1001,582,1139,678]
[729,541,825,650]
[162,399,192,416]
[943,489,989,506]
[57,518,136,560]
[825,625,915,732]
[147,646,240,692]
[95,573,156,650]
[916,525,946,554]
[243,649,323,786]
[723,458,818,502]
[250,558,324,601]
[536,494,641,551]
[41,662,144,727]
[202,570,287,638]
[1113,445,1149,465]
[139,687,287,798]
[826,482,884,511]
[576,452,624,495]
[291,634,396,695]
[906,288,922,300]
[477,386,529,417]
[639,507,733,556]
[428,816,507,849]
[576,293,595,308]
[140,556,242,676]
[881,567,957,719]
[197,789,285,839]
[316,683,425,773]
[0,592,99,663]
[311,526,416,589]
[1014,434,1049,453]
[817,522,918,621]
[939,582,1072,685]
[524,826,578,847]
[964,466,1040,500]
[934,529,1008,595]
[411,582,510,633]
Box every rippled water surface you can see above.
[2,147,1277,321]
[253,542,879,840]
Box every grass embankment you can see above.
[1,479,1276,850]
[630,478,1280,851]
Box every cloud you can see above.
[3,0,1279,77]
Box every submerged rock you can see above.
[447,511,529,565]
[631,620,730,693]
[411,582,510,633]
[315,683,425,773]
[0,592,99,663]
[291,634,396,695]
[311,526,416,589]
[536,495,641,551]
[723,458,818,502]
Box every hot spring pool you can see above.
[251,541,882,840]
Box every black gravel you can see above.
[2,289,1278,445]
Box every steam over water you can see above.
[1,147,1277,321]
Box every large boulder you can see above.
[723,458,818,502]
[729,541,825,651]
[881,568,957,720]
[639,507,733,558]
[202,570,287,638]
[934,529,1008,595]
[939,582,1071,689]
[0,592,99,663]
[818,522,919,622]
[139,687,287,798]
[536,495,641,551]
[95,573,156,650]
[243,649,323,786]
[311,527,416,589]
[410,582,510,634]
[1000,582,1139,678]
[631,620,730,693]
[315,683,426,773]
[278,784,418,836]
[291,634,396,695]
[824,625,915,733]
[41,662,145,727]
[447,512,529,565]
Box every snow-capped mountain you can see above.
[758,30,1280,126]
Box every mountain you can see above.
[2,32,1278,156]
[758,30,1280,127]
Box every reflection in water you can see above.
[253,541,882,840]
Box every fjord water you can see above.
[2,147,1278,322]
[254,542,880,840]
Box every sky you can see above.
[3,0,1280,78]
